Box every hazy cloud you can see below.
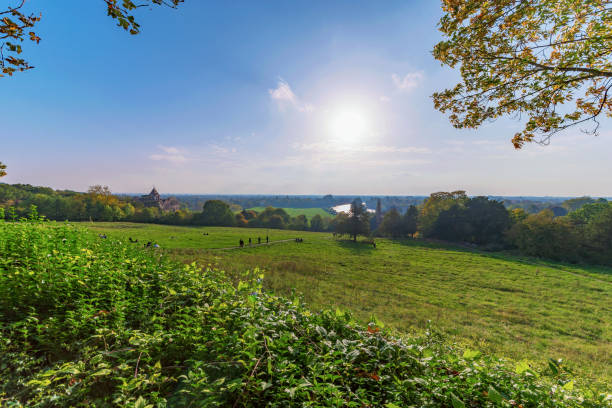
[392,71,423,92]
[293,142,430,154]
[269,78,314,112]
[149,146,187,163]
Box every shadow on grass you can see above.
[336,239,376,254]
[393,237,612,279]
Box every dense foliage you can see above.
[507,203,612,265]
[1,217,607,407]
[377,206,418,239]
[433,0,612,147]
[373,192,612,266]
[0,184,335,231]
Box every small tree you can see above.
[310,214,324,232]
[289,214,308,231]
[419,191,468,237]
[198,200,235,226]
[583,205,612,264]
[235,212,248,227]
[379,208,403,238]
[343,198,371,242]
[87,185,117,205]
[373,199,383,230]
[0,162,6,178]
[403,205,418,238]
[267,214,285,229]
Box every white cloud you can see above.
[379,96,391,103]
[392,71,423,92]
[149,146,187,163]
[268,78,314,112]
[158,145,180,154]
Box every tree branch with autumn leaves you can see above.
[0,0,184,78]
[433,0,612,148]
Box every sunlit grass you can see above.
[86,222,612,383]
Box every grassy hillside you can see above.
[84,222,612,385]
[83,222,324,249]
[246,207,333,218]
[5,221,609,406]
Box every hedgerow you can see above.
[0,214,609,407]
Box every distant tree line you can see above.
[0,184,338,231]
[2,183,611,266]
[168,194,425,214]
[373,191,612,266]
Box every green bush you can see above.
[0,218,608,407]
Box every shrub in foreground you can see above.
[0,219,608,407]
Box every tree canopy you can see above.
[0,162,6,178]
[334,199,371,241]
[433,0,612,148]
[1,0,183,78]
[197,200,235,226]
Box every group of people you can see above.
[239,236,269,247]
[127,237,159,248]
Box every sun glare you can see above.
[329,108,370,145]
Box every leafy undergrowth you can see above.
[0,218,609,407]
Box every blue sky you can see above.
[2,0,611,196]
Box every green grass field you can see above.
[246,207,333,218]
[84,222,612,383]
[84,221,321,249]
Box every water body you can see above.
[332,203,376,214]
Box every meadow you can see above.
[3,219,604,406]
[84,221,324,249]
[245,207,333,218]
[85,222,612,384]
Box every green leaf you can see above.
[488,386,504,404]
[548,360,559,375]
[515,361,530,375]
[134,396,152,408]
[463,349,480,359]
[91,368,112,377]
[450,393,465,408]
[422,349,434,359]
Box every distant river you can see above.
[331,203,376,214]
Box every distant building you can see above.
[137,187,180,212]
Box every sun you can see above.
[329,107,370,145]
